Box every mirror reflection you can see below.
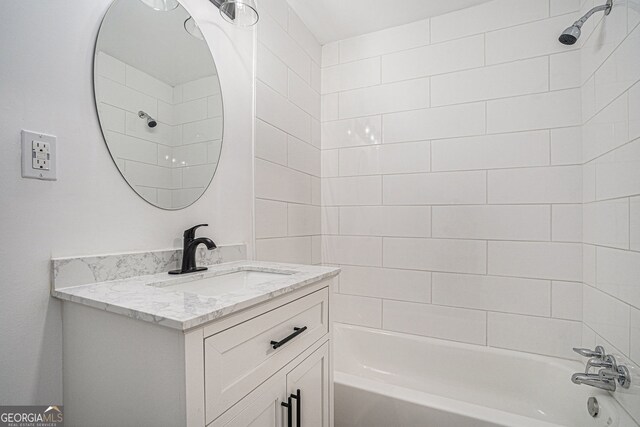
[94,0,223,209]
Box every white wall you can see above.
[579,0,640,421]
[254,0,322,264]
[321,0,586,360]
[0,0,254,404]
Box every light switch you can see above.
[22,130,57,180]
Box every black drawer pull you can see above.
[290,389,301,427]
[270,326,307,349]
[281,397,292,427]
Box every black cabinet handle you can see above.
[281,396,292,427]
[270,326,307,349]
[290,389,301,427]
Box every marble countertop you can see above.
[52,260,340,331]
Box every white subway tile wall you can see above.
[255,4,321,264]
[253,2,640,421]
[321,0,592,362]
[580,2,640,421]
[95,53,221,209]
[487,312,582,359]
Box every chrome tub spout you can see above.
[571,373,616,392]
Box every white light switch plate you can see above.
[21,130,57,180]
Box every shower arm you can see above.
[572,1,612,29]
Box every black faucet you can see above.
[169,224,217,275]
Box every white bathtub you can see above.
[334,324,638,427]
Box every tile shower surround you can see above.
[317,0,586,361]
[579,0,640,421]
[313,0,640,421]
[253,2,322,265]
[253,0,640,421]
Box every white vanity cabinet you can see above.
[212,341,330,427]
[61,278,334,427]
[285,341,330,427]
[203,288,329,422]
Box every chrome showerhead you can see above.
[558,0,612,45]
[138,110,157,128]
[559,25,581,45]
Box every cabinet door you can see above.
[205,288,329,424]
[286,342,330,427]
[211,373,285,427]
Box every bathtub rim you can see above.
[334,322,585,370]
[334,323,638,427]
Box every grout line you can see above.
[548,129,553,165]
[286,202,290,236]
[429,205,433,237]
[591,245,640,309]
[549,280,553,318]
[329,261,579,285]
[484,99,488,135]
[331,85,570,120]
[483,33,486,67]
[332,11,580,68]
[485,311,488,346]
[629,308,633,365]
[321,201,587,208]
[363,295,578,322]
[323,127,573,148]
[584,80,640,127]
[323,53,583,98]
[629,196,632,251]
[547,53,551,93]
[326,230,637,253]
[259,42,316,95]
[380,107,385,144]
[322,232,584,244]
[332,234,572,244]
[485,170,489,204]
[485,240,489,275]
[322,162,581,178]
[324,113,584,141]
[550,205,554,241]
[583,133,640,166]
[256,157,321,179]
[114,157,215,171]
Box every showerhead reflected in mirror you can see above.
[94,0,223,210]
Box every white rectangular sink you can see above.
[151,270,291,296]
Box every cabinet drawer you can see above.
[204,288,329,424]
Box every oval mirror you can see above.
[94,0,223,209]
